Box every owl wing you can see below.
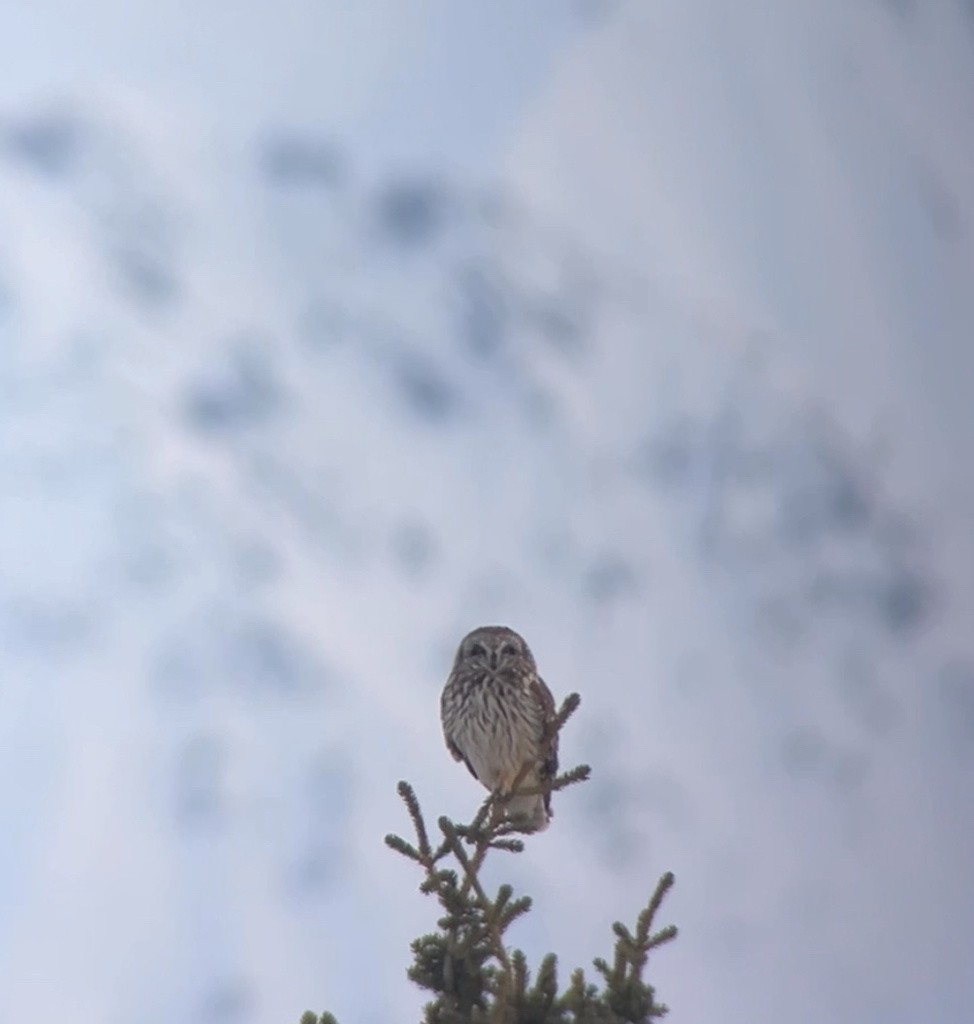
[532,675,559,814]
[445,735,479,782]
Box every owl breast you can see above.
[443,670,544,792]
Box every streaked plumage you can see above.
[440,625,558,832]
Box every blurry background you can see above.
[1,2,973,1022]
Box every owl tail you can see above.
[504,790,550,833]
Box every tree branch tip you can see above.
[395,780,424,823]
[489,837,525,854]
[555,692,582,728]
[647,870,677,916]
[649,924,679,948]
[551,763,592,790]
[437,815,464,849]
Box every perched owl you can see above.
[441,625,558,832]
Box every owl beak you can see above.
[488,651,498,670]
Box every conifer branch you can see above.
[553,691,582,732]
[300,691,678,1023]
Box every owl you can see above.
[441,625,558,832]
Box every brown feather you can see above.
[441,625,563,831]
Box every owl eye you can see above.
[468,642,488,657]
[501,643,519,657]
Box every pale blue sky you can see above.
[1,1,582,174]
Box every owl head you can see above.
[454,625,536,674]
